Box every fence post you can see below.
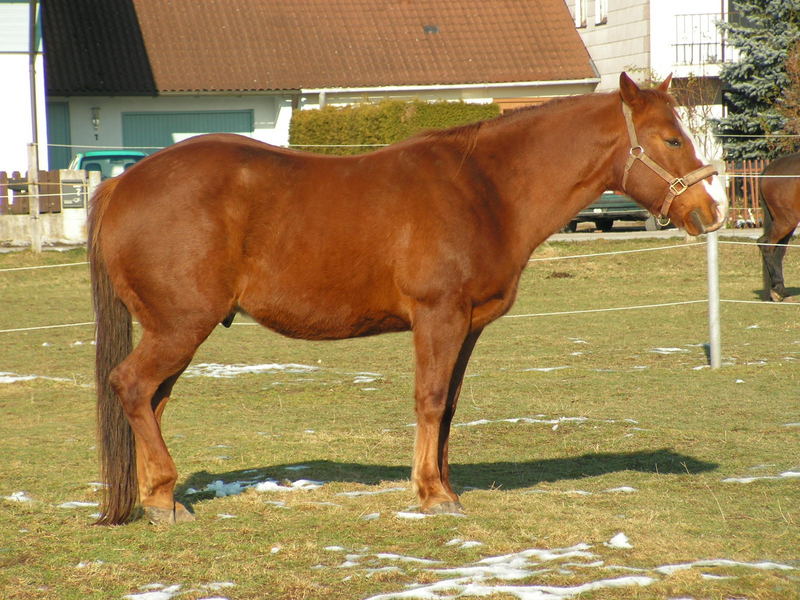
[706,229,721,368]
[27,143,41,253]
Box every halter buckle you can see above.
[669,178,688,196]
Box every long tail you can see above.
[759,182,773,238]
[89,179,137,525]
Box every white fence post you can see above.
[706,229,721,368]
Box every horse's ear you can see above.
[619,72,641,106]
[657,73,673,93]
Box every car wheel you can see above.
[596,219,614,232]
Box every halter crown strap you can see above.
[621,102,718,217]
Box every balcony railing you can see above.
[672,13,734,66]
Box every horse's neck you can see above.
[476,93,623,257]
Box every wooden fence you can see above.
[725,159,769,228]
[0,169,89,215]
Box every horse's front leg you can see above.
[411,300,474,513]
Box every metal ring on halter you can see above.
[629,146,644,158]
[656,215,671,227]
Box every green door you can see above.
[46,101,71,169]
[122,110,254,150]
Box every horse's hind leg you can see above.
[110,330,203,524]
[760,231,793,301]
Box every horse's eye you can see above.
[665,138,682,148]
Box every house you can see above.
[38,0,599,169]
[565,0,735,158]
[0,0,47,173]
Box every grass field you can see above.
[0,236,798,600]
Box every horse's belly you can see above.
[240,293,410,341]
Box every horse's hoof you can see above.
[144,502,195,525]
[769,289,785,302]
[422,500,465,515]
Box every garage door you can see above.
[122,110,254,150]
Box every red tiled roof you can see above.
[44,0,596,95]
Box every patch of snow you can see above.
[58,501,99,509]
[254,479,323,492]
[523,366,570,372]
[445,539,484,550]
[124,582,234,600]
[336,487,406,497]
[75,560,105,568]
[605,533,633,549]
[3,491,33,502]
[184,362,319,378]
[188,476,324,499]
[651,347,688,354]
[455,416,637,429]
[361,512,381,521]
[604,487,638,494]
[0,371,71,384]
[395,511,428,520]
[655,559,795,576]
[722,471,800,484]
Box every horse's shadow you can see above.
[177,448,717,505]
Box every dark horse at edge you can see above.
[89,73,728,525]
[758,152,800,301]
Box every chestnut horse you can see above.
[758,152,800,301]
[90,73,727,525]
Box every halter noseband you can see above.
[621,102,718,219]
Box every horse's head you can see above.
[616,72,728,235]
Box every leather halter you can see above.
[621,102,718,218]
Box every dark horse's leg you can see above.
[760,231,794,301]
[109,329,207,525]
[411,300,480,513]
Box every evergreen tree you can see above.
[776,40,800,154]
[716,0,800,159]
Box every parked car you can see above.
[68,150,148,180]
[564,191,668,232]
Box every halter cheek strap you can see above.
[621,103,718,218]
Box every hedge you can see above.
[289,100,501,155]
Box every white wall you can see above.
[0,1,48,172]
[50,94,294,156]
[569,0,650,92]
[571,0,732,90]
[650,0,732,79]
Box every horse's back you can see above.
[94,133,518,339]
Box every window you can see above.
[574,0,587,28]
[595,0,608,25]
